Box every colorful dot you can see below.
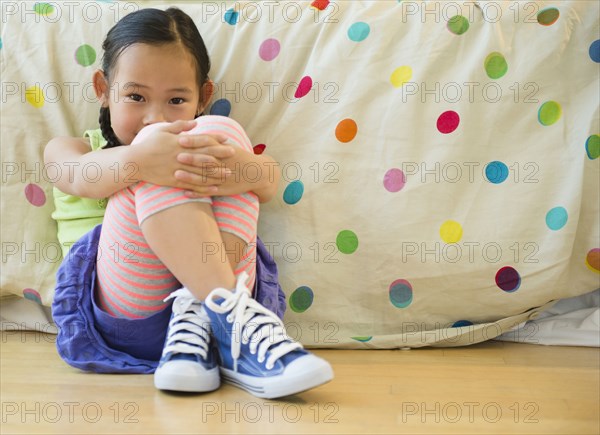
[383,168,406,192]
[351,336,372,342]
[389,279,413,308]
[590,40,600,63]
[390,66,412,88]
[283,180,304,205]
[336,230,358,254]
[224,8,239,25]
[586,135,600,160]
[289,286,314,313]
[259,38,280,61]
[210,99,231,117]
[546,206,568,231]
[25,183,46,207]
[440,220,463,244]
[452,320,473,327]
[0,38,3,50]
[495,266,521,292]
[25,85,44,108]
[537,7,559,26]
[294,76,313,98]
[447,15,469,35]
[253,144,266,155]
[34,2,54,15]
[23,288,42,304]
[484,52,508,79]
[348,22,370,42]
[585,248,600,273]
[538,101,561,126]
[335,118,358,143]
[311,0,330,10]
[437,110,460,134]
[484,161,509,184]
[75,44,96,67]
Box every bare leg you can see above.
[140,202,247,300]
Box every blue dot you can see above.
[485,161,509,184]
[590,40,600,63]
[0,38,3,50]
[210,99,231,117]
[452,320,473,327]
[283,180,304,205]
[224,8,239,25]
[348,22,370,42]
[546,206,568,231]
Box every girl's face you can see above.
[94,42,209,145]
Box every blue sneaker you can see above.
[203,273,334,399]
[154,288,220,392]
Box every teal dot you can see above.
[224,8,239,25]
[23,288,42,304]
[289,286,313,313]
[348,22,370,42]
[546,206,568,231]
[283,180,304,205]
[485,161,509,184]
[0,38,3,50]
[452,320,473,327]
[351,336,372,342]
[336,230,358,254]
[389,279,413,308]
[75,44,96,67]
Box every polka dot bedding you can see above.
[0,1,598,347]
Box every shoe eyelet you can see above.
[226,315,233,323]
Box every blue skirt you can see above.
[51,224,286,374]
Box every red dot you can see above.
[311,0,330,10]
[253,144,266,154]
[295,76,313,98]
[437,111,460,134]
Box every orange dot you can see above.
[586,248,600,273]
[335,119,357,143]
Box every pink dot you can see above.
[437,111,460,134]
[295,76,313,98]
[384,168,406,192]
[259,38,281,61]
[24,183,46,207]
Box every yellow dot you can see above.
[390,66,412,88]
[25,85,44,108]
[440,220,463,244]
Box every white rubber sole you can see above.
[154,360,220,392]
[220,354,334,399]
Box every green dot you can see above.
[586,135,600,160]
[538,101,562,126]
[484,52,508,79]
[34,2,54,15]
[447,15,469,35]
[537,7,559,26]
[336,230,358,254]
[75,44,96,67]
[289,286,313,313]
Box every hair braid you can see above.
[99,107,122,148]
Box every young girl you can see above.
[45,7,333,399]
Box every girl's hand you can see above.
[131,120,235,195]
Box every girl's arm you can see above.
[44,120,233,199]
[176,147,281,203]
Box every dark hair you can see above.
[99,7,211,148]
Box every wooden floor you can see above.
[1,331,598,434]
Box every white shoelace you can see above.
[162,288,211,358]
[205,273,303,371]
